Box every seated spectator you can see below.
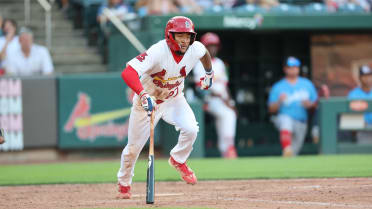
[326,0,370,12]
[97,0,136,24]
[0,14,3,37]
[4,27,54,76]
[212,0,238,9]
[260,0,279,10]
[0,19,19,75]
[147,0,180,15]
[195,0,214,10]
[61,0,70,11]
[135,0,151,17]
[176,0,203,13]
[137,0,202,15]
[235,0,279,11]
[354,0,371,11]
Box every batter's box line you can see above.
[222,198,371,209]
[131,193,184,198]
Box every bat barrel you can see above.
[146,111,155,204]
[146,155,155,204]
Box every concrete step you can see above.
[55,64,107,73]
[53,53,102,65]
[5,13,67,22]
[18,20,74,29]
[0,2,56,10]
[35,37,88,47]
[51,46,98,55]
[30,29,84,38]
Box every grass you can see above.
[1,154,372,186]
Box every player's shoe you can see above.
[223,146,238,159]
[282,146,293,157]
[168,156,197,185]
[117,183,131,199]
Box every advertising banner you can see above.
[0,78,23,151]
[59,73,132,148]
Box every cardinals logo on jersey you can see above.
[150,66,187,90]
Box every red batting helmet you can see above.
[200,32,220,46]
[165,16,196,52]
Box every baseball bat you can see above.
[146,111,155,204]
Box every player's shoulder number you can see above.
[136,52,148,62]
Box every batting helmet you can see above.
[200,32,220,46]
[165,16,196,52]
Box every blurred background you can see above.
[1,0,372,163]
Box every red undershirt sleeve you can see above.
[121,65,144,95]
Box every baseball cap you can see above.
[285,56,301,67]
[359,65,372,76]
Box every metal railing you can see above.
[103,8,146,53]
[24,0,53,49]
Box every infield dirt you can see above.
[1,178,372,209]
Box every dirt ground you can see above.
[1,178,372,209]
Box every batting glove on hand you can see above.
[140,90,156,116]
[200,70,214,90]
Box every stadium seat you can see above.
[303,3,328,14]
[337,3,365,13]
[234,4,267,14]
[269,4,302,14]
[204,5,230,14]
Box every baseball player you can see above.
[117,16,213,199]
[348,65,372,144]
[193,32,237,158]
[268,56,317,157]
[0,128,4,144]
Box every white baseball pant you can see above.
[207,97,236,153]
[272,114,307,156]
[117,95,199,186]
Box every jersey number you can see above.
[136,52,148,62]
[166,87,179,99]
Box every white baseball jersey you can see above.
[193,57,229,100]
[128,40,206,105]
[118,40,206,186]
[193,57,236,154]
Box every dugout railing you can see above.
[320,97,372,154]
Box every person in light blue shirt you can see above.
[348,65,372,144]
[268,56,318,157]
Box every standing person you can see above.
[117,16,213,199]
[0,14,3,36]
[311,84,330,144]
[4,27,54,76]
[193,32,237,158]
[348,65,372,144]
[268,56,317,157]
[0,128,4,145]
